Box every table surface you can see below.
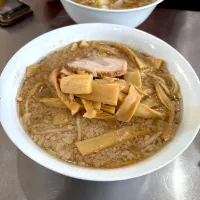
[1,1,200,200]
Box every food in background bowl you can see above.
[17,40,182,169]
[73,0,154,10]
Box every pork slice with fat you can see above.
[67,57,127,77]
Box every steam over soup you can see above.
[73,0,154,10]
[17,41,182,168]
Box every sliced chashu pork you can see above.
[67,57,127,77]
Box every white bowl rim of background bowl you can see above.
[61,0,164,13]
[1,23,200,181]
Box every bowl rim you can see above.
[61,0,164,13]
[1,23,200,181]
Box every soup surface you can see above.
[17,40,182,168]
[73,0,154,10]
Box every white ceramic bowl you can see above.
[1,24,200,181]
[60,0,163,27]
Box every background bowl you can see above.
[60,0,163,27]
[1,23,200,181]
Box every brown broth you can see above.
[73,0,154,10]
[17,41,182,169]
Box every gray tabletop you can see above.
[1,1,200,200]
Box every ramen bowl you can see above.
[61,0,163,27]
[1,24,200,181]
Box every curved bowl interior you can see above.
[1,24,200,181]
